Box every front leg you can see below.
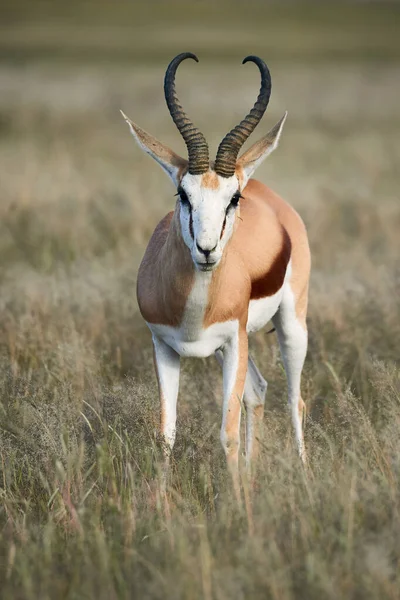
[152,335,181,460]
[220,325,248,501]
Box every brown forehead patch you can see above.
[201,171,220,190]
[251,227,292,299]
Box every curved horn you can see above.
[164,52,209,175]
[214,56,272,178]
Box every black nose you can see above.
[196,242,216,258]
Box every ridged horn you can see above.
[164,53,209,175]
[214,56,272,178]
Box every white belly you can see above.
[246,287,284,333]
[148,319,238,358]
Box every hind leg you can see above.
[272,287,308,461]
[215,351,267,471]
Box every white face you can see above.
[177,171,241,272]
[124,112,287,271]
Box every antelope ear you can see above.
[120,111,188,186]
[237,112,287,187]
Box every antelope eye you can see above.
[178,189,191,208]
[229,193,241,209]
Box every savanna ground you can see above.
[0,1,400,598]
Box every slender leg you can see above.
[243,356,268,470]
[152,335,181,459]
[215,351,267,472]
[272,288,308,461]
[219,327,248,501]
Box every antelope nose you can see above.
[196,242,216,258]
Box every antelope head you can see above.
[122,53,287,272]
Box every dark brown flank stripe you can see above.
[250,227,291,299]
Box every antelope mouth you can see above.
[196,260,218,272]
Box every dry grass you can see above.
[0,2,400,598]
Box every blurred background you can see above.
[0,2,400,598]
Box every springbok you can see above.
[121,53,310,492]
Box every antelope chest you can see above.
[147,271,239,358]
[146,266,290,357]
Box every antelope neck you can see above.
[156,210,227,324]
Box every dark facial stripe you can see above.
[220,215,227,239]
[189,211,194,239]
[250,227,291,299]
